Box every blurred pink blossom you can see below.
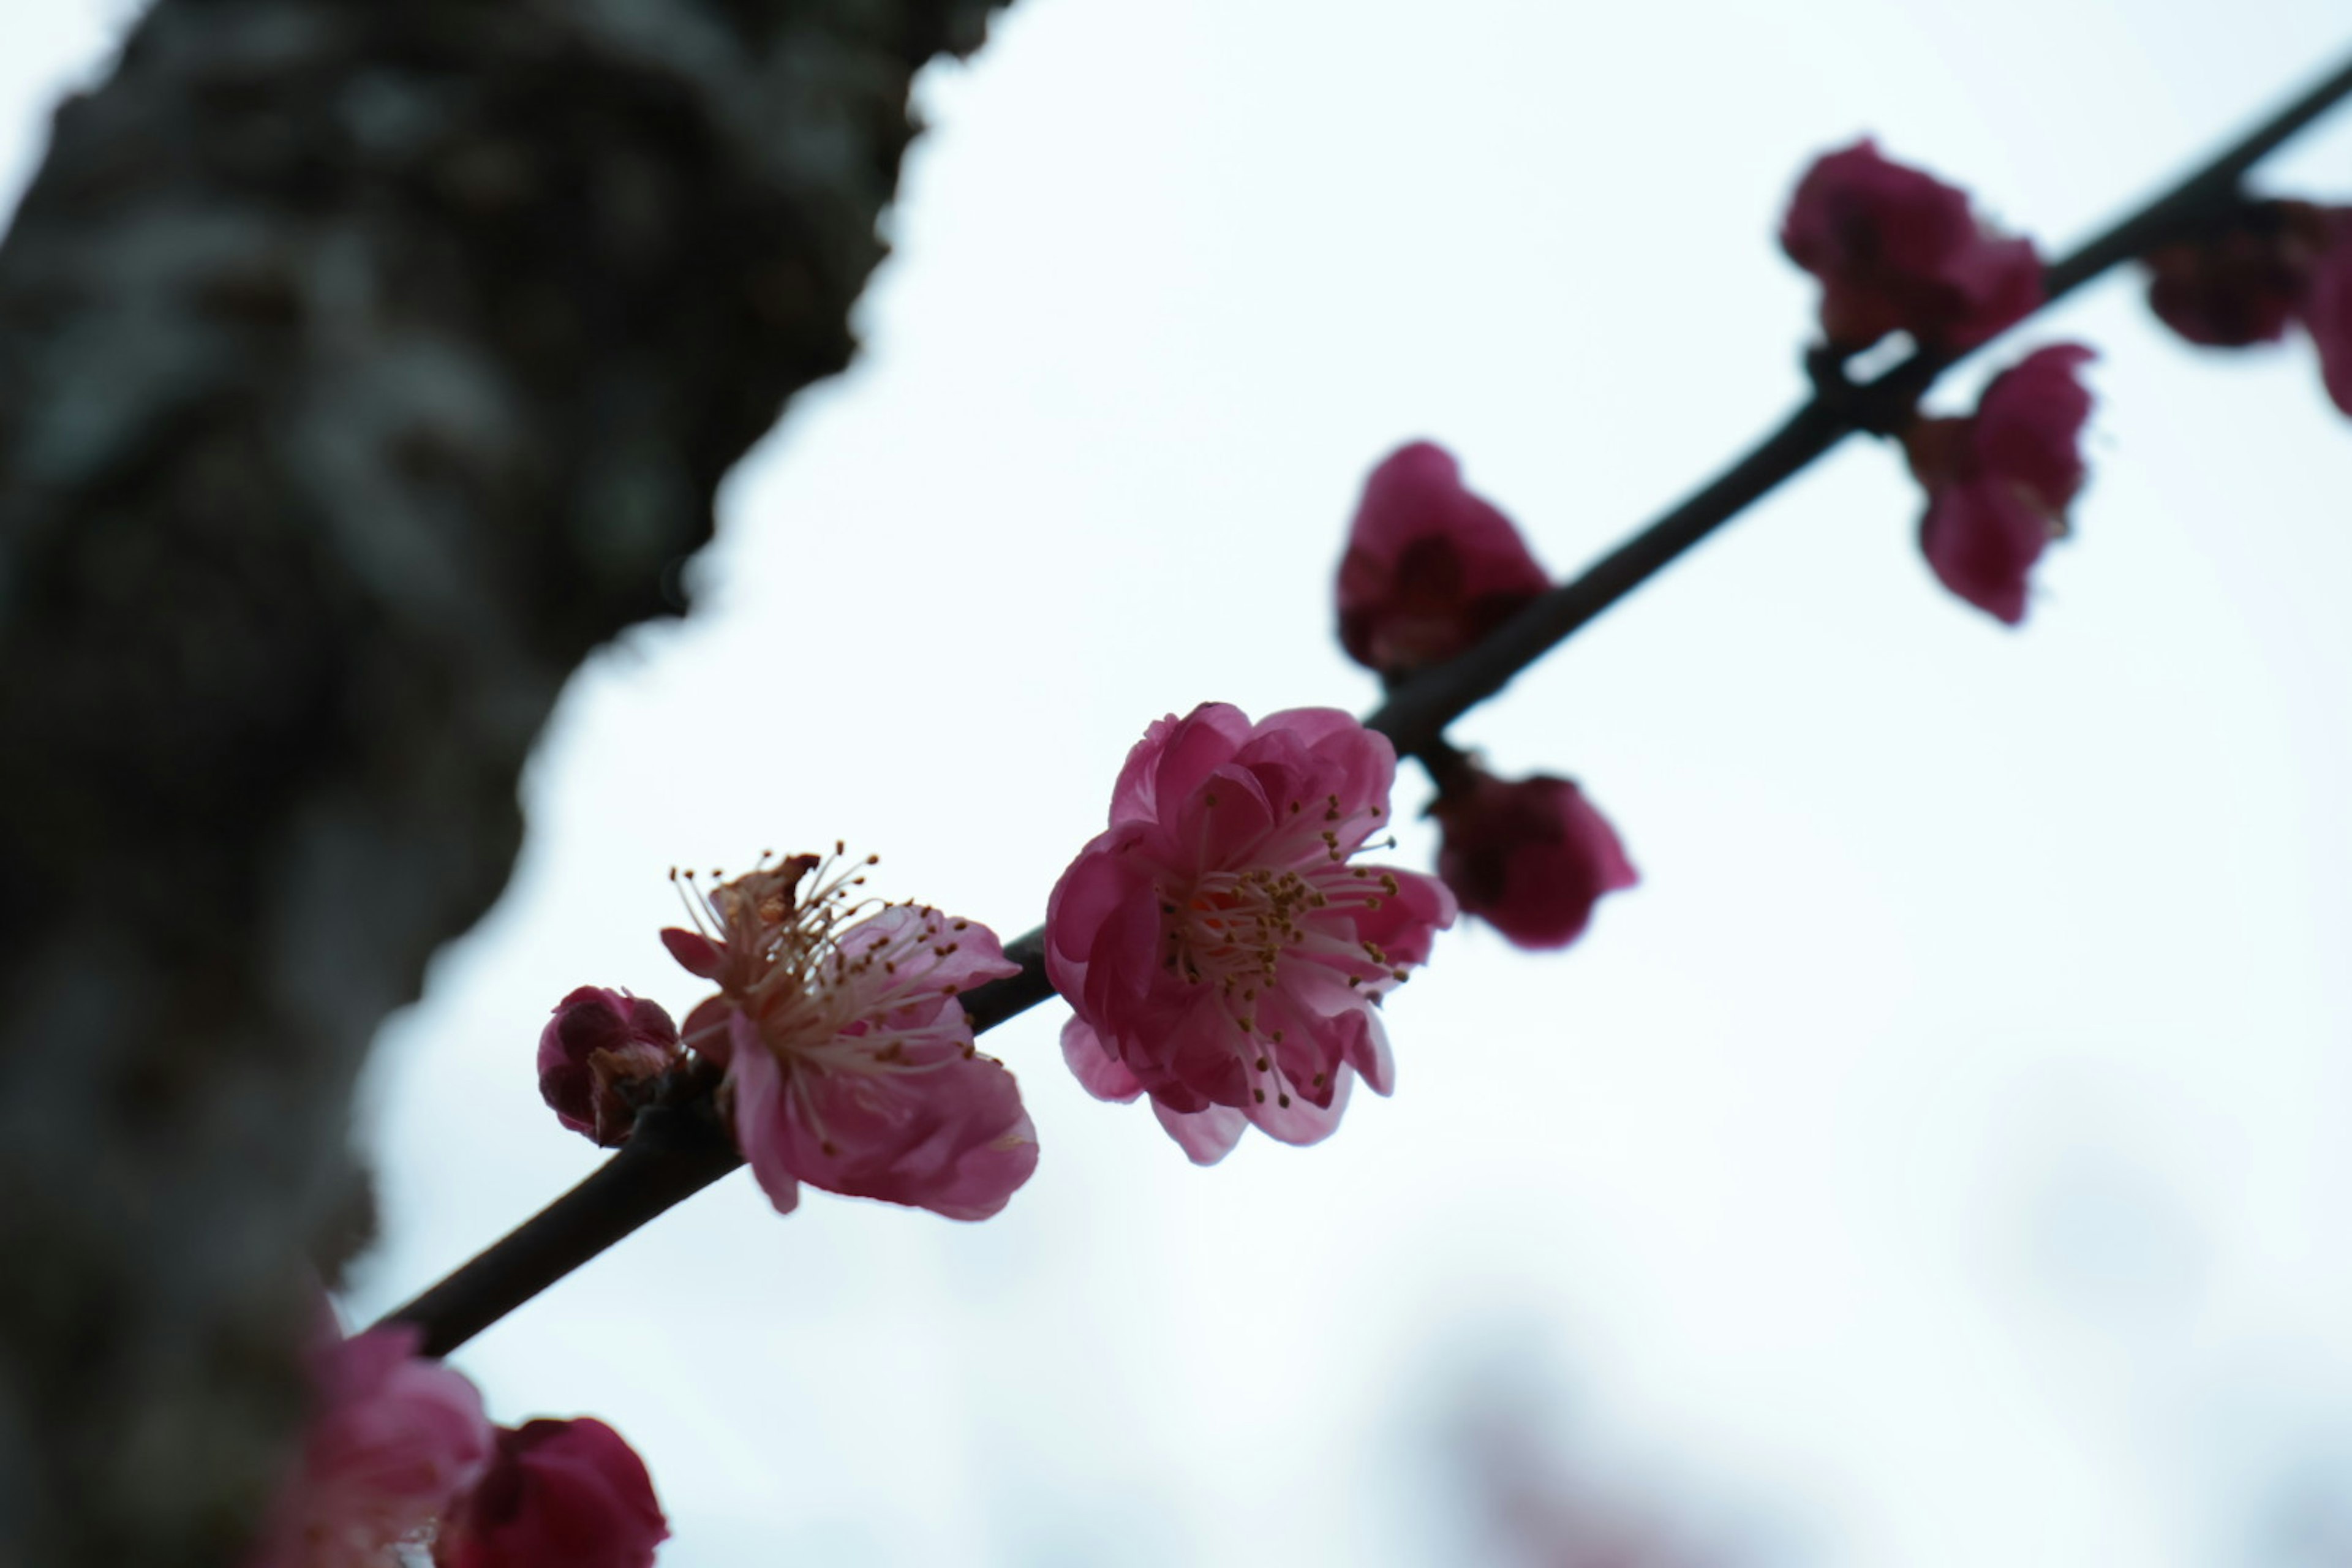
[1781,140,2042,352]
[537,986,680,1148]
[247,1322,492,1568]
[2144,199,2332,348]
[664,851,1037,1220]
[2301,217,2352,416]
[1336,441,1550,678]
[1904,344,2097,625]
[1434,769,1637,951]
[435,1418,668,1568]
[1047,703,1453,1164]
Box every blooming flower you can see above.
[1902,344,2097,625]
[247,1321,493,1568]
[1781,140,2043,352]
[1047,704,1454,1164]
[2143,198,2333,348]
[1432,767,1637,951]
[2301,219,2352,417]
[1336,442,1550,678]
[537,987,682,1148]
[662,850,1038,1221]
[435,1419,668,1568]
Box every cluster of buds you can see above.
[1332,442,1642,954]
[1779,141,2098,624]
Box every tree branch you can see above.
[373,42,2352,1362]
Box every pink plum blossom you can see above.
[435,1419,668,1568]
[1903,344,2097,625]
[1433,768,1637,951]
[1336,442,1550,677]
[247,1322,493,1568]
[663,850,1038,1221]
[1781,140,2043,352]
[537,987,681,1148]
[1047,704,1454,1164]
[2143,199,2332,348]
[2300,217,2352,416]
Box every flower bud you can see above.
[434,1418,668,1568]
[1336,442,1548,679]
[537,987,680,1148]
[1781,140,2042,352]
[2143,198,2332,348]
[1433,769,1637,951]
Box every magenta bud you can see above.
[537,987,681,1148]
[1434,769,1638,951]
[434,1417,669,1568]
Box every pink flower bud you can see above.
[2143,200,2333,348]
[537,987,681,1148]
[1433,769,1637,951]
[1336,442,1549,679]
[1781,140,2043,352]
[1903,344,2097,625]
[1047,703,1455,1164]
[247,1321,493,1568]
[434,1418,669,1568]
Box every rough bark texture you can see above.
[0,0,1000,1561]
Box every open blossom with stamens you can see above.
[1904,343,2096,625]
[1047,704,1455,1164]
[246,1321,492,1568]
[1336,441,1550,678]
[662,850,1038,1221]
[1781,140,2042,352]
[435,1418,668,1568]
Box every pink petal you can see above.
[737,1033,1038,1223]
[1061,1018,1146,1102]
[659,927,725,979]
[725,1044,804,1216]
[1919,477,2049,625]
[839,904,1021,1002]
[1152,1098,1250,1165]
[1245,1062,1355,1147]
[1973,344,2096,511]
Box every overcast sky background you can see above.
[10,4,2352,1565]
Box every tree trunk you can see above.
[0,1,1000,1560]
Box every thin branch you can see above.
[375,42,2352,1359]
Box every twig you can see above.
[376,43,2352,1357]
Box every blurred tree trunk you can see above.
[0,0,1000,1560]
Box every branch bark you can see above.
[0,0,1001,1561]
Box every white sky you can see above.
[10,4,2352,1566]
